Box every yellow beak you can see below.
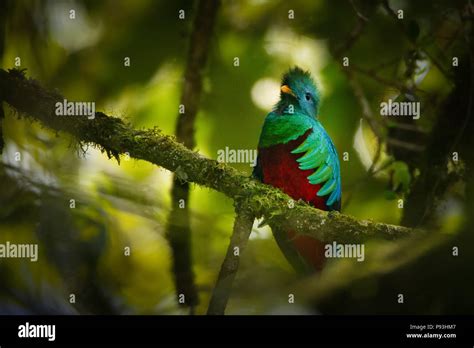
[280,85,296,97]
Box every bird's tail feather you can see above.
[272,226,325,274]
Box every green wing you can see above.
[291,119,341,209]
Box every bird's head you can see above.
[277,67,320,118]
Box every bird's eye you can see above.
[305,93,312,101]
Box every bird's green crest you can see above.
[276,66,320,118]
[281,67,315,91]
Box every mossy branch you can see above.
[0,68,420,243]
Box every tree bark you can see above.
[167,0,220,312]
[207,206,254,315]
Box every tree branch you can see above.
[0,69,420,245]
[207,206,254,315]
[344,69,386,140]
[176,0,219,150]
[167,0,220,313]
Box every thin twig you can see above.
[387,121,427,133]
[351,64,426,94]
[349,0,369,22]
[332,1,369,58]
[342,137,388,210]
[371,56,403,71]
[207,206,254,315]
[386,137,425,152]
[345,69,386,140]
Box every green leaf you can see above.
[384,190,398,200]
[390,161,411,193]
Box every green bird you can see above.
[254,67,341,272]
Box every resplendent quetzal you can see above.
[254,67,341,273]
